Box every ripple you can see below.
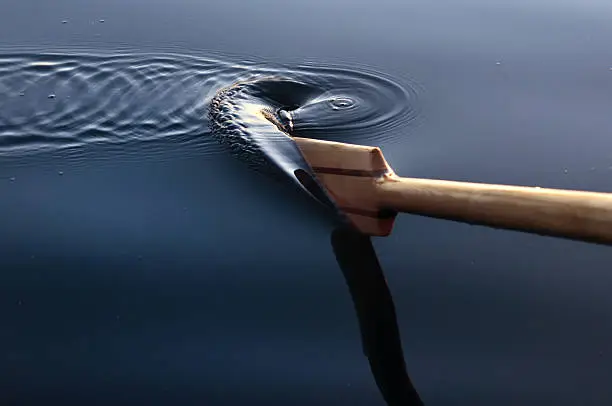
[208,61,424,151]
[329,97,355,110]
[0,48,231,158]
[0,46,424,164]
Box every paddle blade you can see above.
[293,137,398,236]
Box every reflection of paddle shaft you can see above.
[331,227,424,406]
[294,137,612,245]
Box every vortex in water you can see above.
[330,97,356,110]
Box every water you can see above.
[0,47,420,156]
[2,0,612,405]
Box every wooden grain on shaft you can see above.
[378,176,612,244]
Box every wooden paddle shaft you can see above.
[378,176,612,244]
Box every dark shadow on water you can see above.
[331,226,424,406]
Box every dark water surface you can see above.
[2,0,612,404]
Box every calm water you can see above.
[2,0,612,404]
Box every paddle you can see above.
[293,137,612,245]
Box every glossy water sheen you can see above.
[2,0,612,405]
[0,47,419,155]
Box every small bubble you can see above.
[9,177,15,182]
[48,94,56,99]
[62,20,68,24]
[99,19,105,23]
[495,61,502,65]
[58,171,64,176]
[19,92,25,97]
[563,169,569,174]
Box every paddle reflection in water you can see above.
[331,226,423,406]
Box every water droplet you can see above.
[563,169,568,174]
[330,97,355,110]
[48,94,56,99]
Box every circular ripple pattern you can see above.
[0,46,423,159]
[283,65,423,143]
[330,97,355,110]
